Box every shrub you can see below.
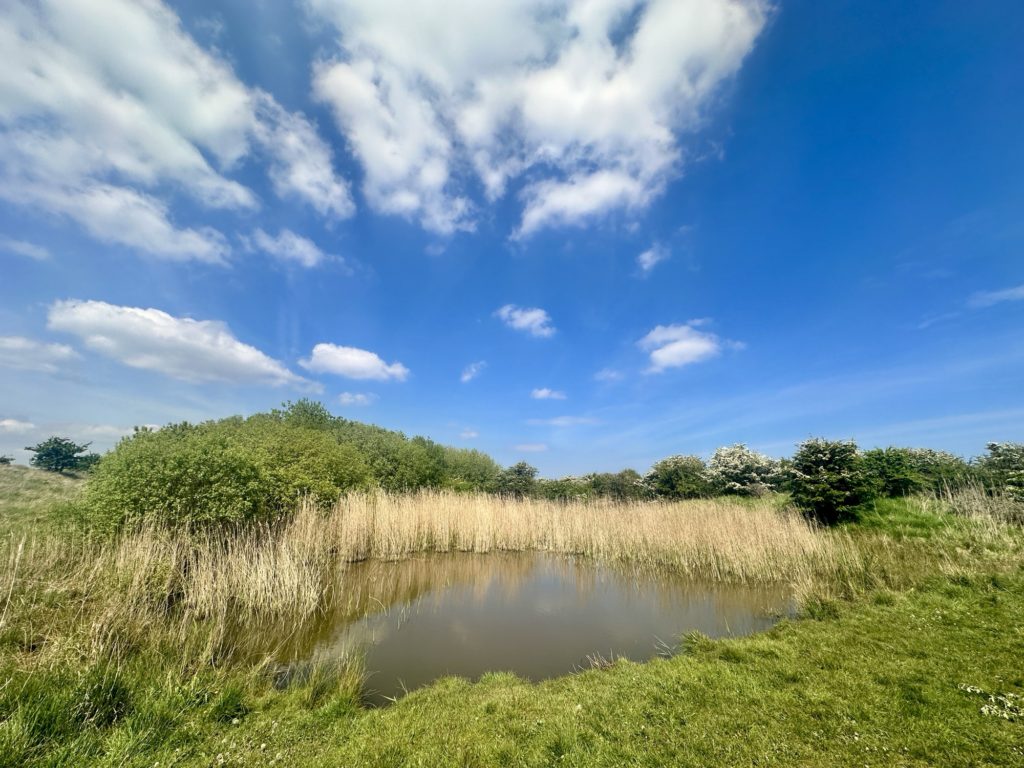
[81,417,371,529]
[495,462,538,498]
[706,444,781,496]
[977,442,1024,501]
[862,447,974,497]
[644,455,713,499]
[0,455,12,465]
[24,437,100,473]
[788,438,874,524]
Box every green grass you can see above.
[0,465,83,535]
[1,467,1022,766]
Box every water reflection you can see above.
[263,553,790,705]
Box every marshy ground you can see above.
[0,466,1022,766]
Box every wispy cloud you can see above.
[251,228,339,269]
[594,368,623,382]
[460,360,486,383]
[513,443,548,453]
[459,429,479,439]
[0,237,49,261]
[636,243,669,275]
[968,283,1024,308]
[0,335,79,373]
[527,416,597,427]
[0,418,36,434]
[495,305,555,338]
[531,387,566,400]
[338,392,377,406]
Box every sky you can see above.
[1,0,1022,476]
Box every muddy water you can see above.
[277,553,790,705]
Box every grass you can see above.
[0,465,83,535]
[0,467,1022,766]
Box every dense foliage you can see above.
[24,437,99,473]
[861,447,972,497]
[706,443,781,496]
[788,438,875,524]
[977,442,1024,500]
[81,401,502,528]
[0,455,12,466]
[643,455,713,499]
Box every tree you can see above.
[788,438,874,525]
[0,455,12,465]
[24,437,99,473]
[644,455,712,499]
[496,462,538,498]
[977,442,1024,501]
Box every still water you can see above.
[283,552,790,705]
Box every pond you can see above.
[279,552,791,705]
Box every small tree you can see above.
[706,444,781,496]
[644,455,712,499]
[24,437,100,473]
[0,455,13,465]
[496,462,538,498]
[978,442,1024,501]
[788,438,874,525]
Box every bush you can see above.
[24,437,100,473]
[81,417,372,529]
[788,438,874,524]
[977,442,1024,501]
[862,447,974,497]
[706,444,781,496]
[495,462,538,498]
[0,455,12,465]
[644,455,712,499]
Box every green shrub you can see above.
[644,455,713,499]
[788,438,874,524]
[24,437,99,473]
[862,447,974,497]
[82,416,371,529]
[495,462,538,498]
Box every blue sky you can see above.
[1,0,1022,475]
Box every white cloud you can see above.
[0,418,36,434]
[639,321,738,373]
[637,243,669,274]
[459,429,479,439]
[0,335,79,373]
[301,343,409,381]
[460,360,487,383]
[0,237,49,260]
[0,0,351,260]
[527,416,598,427]
[531,387,566,400]
[513,443,548,453]
[338,392,377,406]
[46,299,313,388]
[252,228,335,269]
[306,0,766,235]
[594,367,623,382]
[968,283,1024,309]
[495,304,556,338]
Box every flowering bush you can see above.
[706,443,781,497]
[977,442,1024,501]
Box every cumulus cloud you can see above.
[639,321,740,372]
[46,299,313,388]
[0,0,351,260]
[495,305,556,338]
[251,228,335,269]
[338,392,378,406]
[0,418,36,434]
[531,388,566,400]
[637,243,670,274]
[0,335,79,373]
[306,0,766,235]
[301,343,409,381]
[513,443,548,453]
[460,360,486,383]
[968,283,1024,309]
[0,237,49,260]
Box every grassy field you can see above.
[0,465,1021,766]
